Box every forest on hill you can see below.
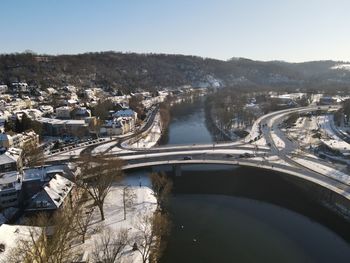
[1,51,350,93]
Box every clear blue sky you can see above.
[1,0,350,62]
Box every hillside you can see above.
[1,52,350,93]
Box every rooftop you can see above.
[22,165,69,182]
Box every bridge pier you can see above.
[173,164,182,177]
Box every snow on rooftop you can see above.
[23,165,67,181]
[44,174,73,208]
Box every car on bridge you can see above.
[239,152,254,158]
[183,156,192,160]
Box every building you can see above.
[0,131,39,150]
[37,117,89,136]
[0,148,22,173]
[22,164,74,201]
[55,106,73,119]
[11,82,28,93]
[0,171,21,209]
[100,119,123,136]
[113,109,137,121]
[118,117,135,134]
[12,130,39,149]
[25,174,74,211]
[319,96,336,105]
[13,109,43,120]
[70,107,91,120]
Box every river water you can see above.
[135,97,350,262]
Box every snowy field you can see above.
[77,175,157,262]
[287,116,319,148]
[317,115,350,153]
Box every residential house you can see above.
[22,164,74,202]
[113,109,137,122]
[25,174,74,212]
[118,117,135,134]
[100,119,123,136]
[11,82,29,93]
[70,107,91,120]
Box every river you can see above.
[133,96,350,262]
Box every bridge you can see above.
[45,105,350,207]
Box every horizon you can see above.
[1,0,350,63]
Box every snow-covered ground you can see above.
[271,132,285,150]
[127,113,162,149]
[287,116,319,148]
[317,115,350,153]
[331,64,350,71]
[77,175,157,262]
[108,113,163,154]
[271,93,306,100]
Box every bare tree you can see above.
[22,143,44,167]
[129,94,145,119]
[132,211,170,263]
[150,172,173,210]
[91,228,129,263]
[73,206,94,243]
[5,210,81,263]
[76,155,124,221]
[122,186,136,220]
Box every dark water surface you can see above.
[159,97,213,145]
[162,194,350,263]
